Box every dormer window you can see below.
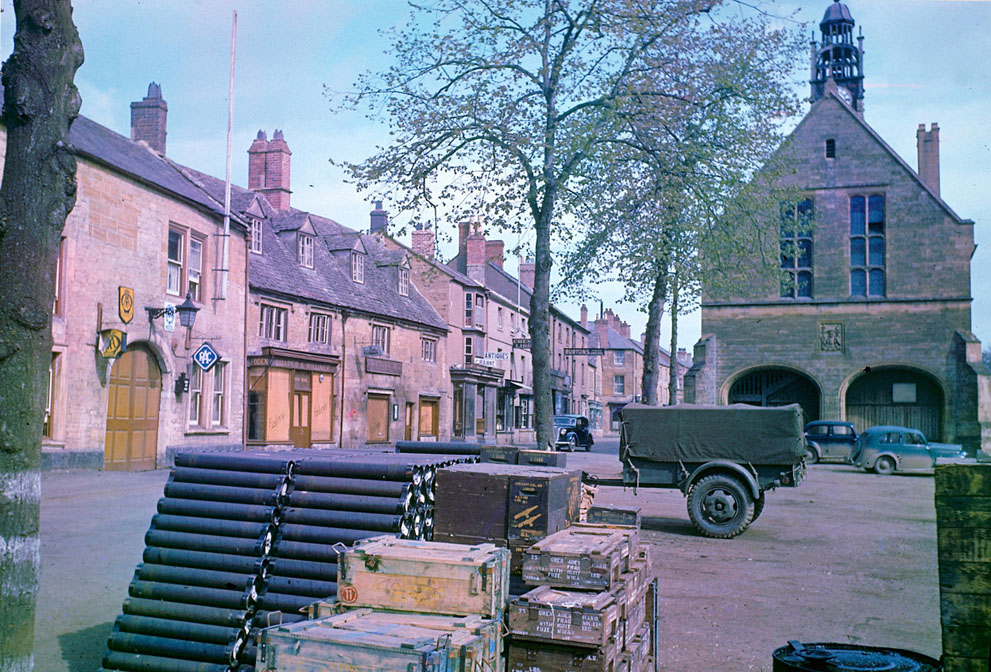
[297,234,314,268]
[398,267,409,296]
[351,251,365,283]
[250,219,263,254]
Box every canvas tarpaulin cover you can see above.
[619,403,805,465]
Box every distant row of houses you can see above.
[0,83,688,471]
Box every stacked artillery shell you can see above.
[103,450,476,672]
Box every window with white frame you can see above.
[351,251,365,283]
[250,219,263,254]
[474,294,484,327]
[167,229,184,295]
[308,313,330,345]
[497,307,504,330]
[613,375,626,395]
[212,362,227,426]
[398,267,409,296]
[614,350,625,366]
[259,304,287,341]
[421,338,436,363]
[464,336,474,366]
[188,366,203,425]
[464,293,473,327]
[188,237,203,301]
[298,234,314,268]
[372,325,390,354]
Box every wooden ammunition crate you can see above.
[522,527,627,590]
[614,547,651,614]
[518,450,568,468]
[618,585,646,649]
[259,617,451,672]
[481,445,520,464]
[618,624,651,672]
[509,469,581,541]
[569,523,641,570]
[509,585,622,648]
[507,637,620,672]
[934,463,991,672]
[337,536,511,618]
[587,505,641,529]
[435,464,580,543]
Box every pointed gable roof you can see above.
[783,91,971,225]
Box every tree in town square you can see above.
[558,6,805,404]
[0,1,83,668]
[337,0,800,446]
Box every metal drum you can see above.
[773,642,941,672]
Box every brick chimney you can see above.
[130,83,168,155]
[466,226,487,284]
[412,225,435,258]
[370,201,388,234]
[247,129,292,211]
[458,221,471,256]
[519,258,535,289]
[580,304,588,329]
[917,123,940,197]
[485,240,505,269]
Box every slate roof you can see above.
[67,114,242,222]
[589,327,643,354]
[181,167,446,331]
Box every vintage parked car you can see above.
[804,420,858,464]
[850,425,968,475]
[553,415,594,451]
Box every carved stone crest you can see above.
[819,322,844,353]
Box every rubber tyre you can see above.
[805,446,819,464]
[874,456,896,475]
[686,474,755,539]
[565,433,577,452]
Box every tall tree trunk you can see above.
[0,2,83,669]
[640,262,668,406]
[530,203,554,449]
[668,271,680,405]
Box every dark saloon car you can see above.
[850,425,968,475]
[553,415,594,451]
[803,421,858,464]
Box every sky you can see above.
[1,0,989,352]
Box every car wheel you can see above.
[565,433,577,452]
[874,456,896,475]
[805,446,819,464]
[686,474,755,539]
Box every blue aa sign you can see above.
[192,342,220,372]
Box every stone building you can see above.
[184,136,450,449]
[686,1,990,452]
[0,83,249,470]
[586,309,644,433]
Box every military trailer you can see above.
[589,404,807,538]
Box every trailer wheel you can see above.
[686,474,755,539]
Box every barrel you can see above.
[772,642,941,671]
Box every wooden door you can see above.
[105,345,161,471]
[290,391,311,448]
[418,399,438,439]
[367,394,390,443]
[404,403,414,441]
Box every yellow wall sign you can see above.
[100,329,126,358]
[119,286,134,324]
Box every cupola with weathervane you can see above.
[810,0,865,115]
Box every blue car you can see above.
[850,425,967,475]
[804,421,858,464]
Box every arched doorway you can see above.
[728,368,820,424]
[105,345,161,471]
[845,367,942,440]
